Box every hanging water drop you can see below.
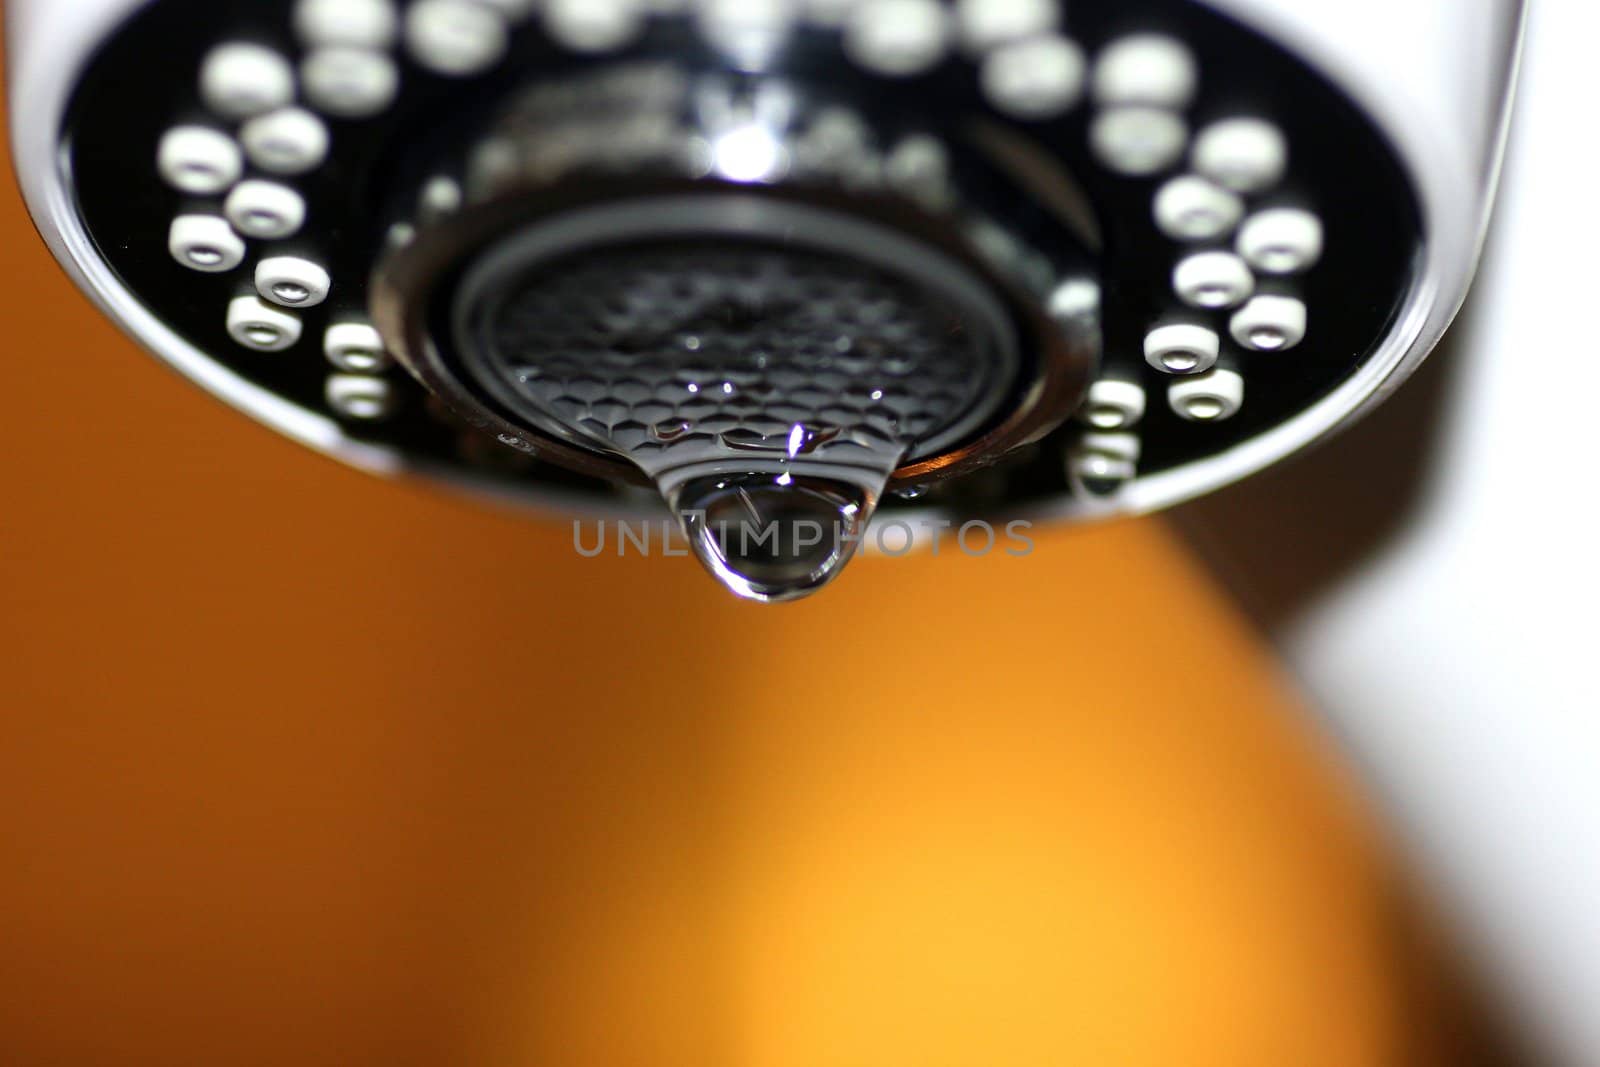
[665,471,880,603]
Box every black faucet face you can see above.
[13,0,1495,599]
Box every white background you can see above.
[1281,5,1600,1063]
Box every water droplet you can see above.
[667,472,878,603]
[1087,404,1129,430]
[653,419,692,442]
[341,348,384,372]
[790,423,839,455]
[720,423,840,455]
[1249,327,1286,350]
[721,428,784,452]
[1070,452,1136,498]
[1161,350,1200,373]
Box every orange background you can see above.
[0,74,1495,1067]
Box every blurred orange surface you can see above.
[0,53,1427,1067]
